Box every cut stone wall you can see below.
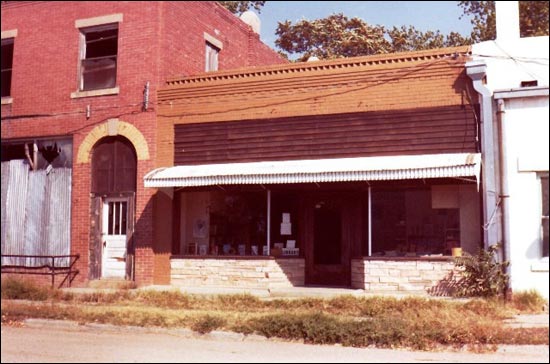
[171,258,305,290]
[351,258,459,295]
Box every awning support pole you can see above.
[368,186,372,257]
[266,189,271,256]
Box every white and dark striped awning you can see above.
[144,153,481,188]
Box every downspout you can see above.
[496,98,512,297]
[466,61,500,250]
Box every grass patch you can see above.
[2,279,548,351]
[1,278,52,301]
[511,290,548,313]
[191,314,227,334]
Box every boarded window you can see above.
[205,42,219,72]
[91,136,136,194]
[1,38,14,97]
[80,24,118,91]
[1,160,72,267]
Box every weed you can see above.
[191,314,226,334]
[134,290,194,309]
[1,278,51,301]
[511,290,547,313]
[454,244,509,297]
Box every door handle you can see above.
[103,241,107,247]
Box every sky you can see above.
[257,1,474,52]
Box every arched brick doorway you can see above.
[89,136,137,280]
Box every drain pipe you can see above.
[466,61,500,250]
[496,98,512,297]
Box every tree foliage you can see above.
[276,14,392,61]
[388,26,471,53]
[459,1,549,42]
[218,1,265,15]
[276,14,472,61]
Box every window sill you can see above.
[531,259,549,272]
[1,97,13,105]
[70,87,119,99]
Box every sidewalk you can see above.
[504,314,550,328]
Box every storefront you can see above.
[145,153,481,291]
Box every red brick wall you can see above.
[1,2,285,287]
[161,2,285,80]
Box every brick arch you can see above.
[77,119,150,163]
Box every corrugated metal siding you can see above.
[1,160,72,267]
[47,168,72,267]
[3,160,29,265]
[24,169,47,267]
[1,161,10,259]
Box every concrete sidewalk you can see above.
[504,314,550,328]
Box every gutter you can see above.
[466,61,500,250]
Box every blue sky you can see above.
[258,1,473,51]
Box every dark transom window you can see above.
[91,136,136,194]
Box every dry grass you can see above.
[1,279,548,351]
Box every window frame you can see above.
[203,32,222,73]
[71,14,122,98]
[205,41,220,72]
[78,23,119,92]
[1,29,17,103]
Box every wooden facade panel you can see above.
[174,106,478,166]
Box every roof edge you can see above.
[166,46,471,86]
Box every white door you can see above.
[102,198,128,278]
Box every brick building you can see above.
[146,46,485,294]
[1,1,285,286]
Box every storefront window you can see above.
[371,186,462,257]
[178,190,303,257]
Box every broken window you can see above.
[79,24,118,91]
[1,38,14,97]
[1,138,72,170]
[205,41,219,72]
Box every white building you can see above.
[469,2,549,298]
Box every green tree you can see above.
[275,14,392,61]
[275,14,471,61]
[218,1,265,15]
[387,26,471,52]
[459,1,549,42]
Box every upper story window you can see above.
[205,42,219,72]
[541,173,549,257]
[79,23,118,91]
[203,32,222,73]
[1,37,14,98]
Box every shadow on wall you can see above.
[526,237,545,260]
[130,190,173,285]
[427,270,462,296]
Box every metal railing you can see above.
[1,254,80,288]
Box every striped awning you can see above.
[144,153,481,188]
